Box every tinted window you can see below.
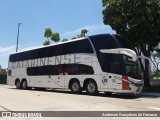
[114,35,131,49]
[99,53,123,75]
[89,34,117,53]
[9,39,93,62]
[64,39,93,54]
[27,64,94,76]
[9,47,48,62]
[89,34,132,75]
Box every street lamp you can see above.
[16,23,22,52]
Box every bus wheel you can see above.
[86,81,98,95]
[15,80,21,89]
[22,80,28,90]
[70,80,82,94]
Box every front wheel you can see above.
[70,80,82,94]
[86,81,98,95]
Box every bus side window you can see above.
[8,70,12,76]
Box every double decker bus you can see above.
[7,34,143,95]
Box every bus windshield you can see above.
[123,56,142,79]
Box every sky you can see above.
[0,0,115,69]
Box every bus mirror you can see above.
[100,48,137,61]
[119,51,132,57]
[138,56,151,64]
[100,49,132,57]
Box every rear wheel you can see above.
[15,80,21,89]
[22,80,28,89]
[70,80,82,94]
[86,81,98,95]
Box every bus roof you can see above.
[10,34,117,55]
[10,37,86,55]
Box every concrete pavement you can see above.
[0,85,160,120]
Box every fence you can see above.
[150,75,160,86]
[0,75,7,84]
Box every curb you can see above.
[141,92,160,97]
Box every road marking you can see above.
[148,107,160,110]
[0,105,11,111]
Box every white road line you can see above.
[148,107,160,110]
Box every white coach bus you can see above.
[7,34,143,95]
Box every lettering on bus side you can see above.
[55,56,62,65]
[10,54,81,69]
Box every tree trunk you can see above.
[143,59,150,88]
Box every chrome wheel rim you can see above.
[16,81,20,88]
[23,81,27,88]
[72,82,79,92]
[88,83,96,93]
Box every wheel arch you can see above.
[68,78,80,89]
[21,78,27,82]
[15,78,20,85]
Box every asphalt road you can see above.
[0,85,160,120]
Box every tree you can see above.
[43,40,51,46]
[51,33,60,43]
[72,29,89,40]
[81,29,89,37]
[62,38,68,42]
[102,0,160,87]
[43,28,60,45]
[43,28,88,44]
[71,37,77,40]
[151,46,160,74]
[0,69,7,75]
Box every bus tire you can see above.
[86,80,98,95]
[70,80,82,94]
[22,80,28,90]
[15,79,21,89]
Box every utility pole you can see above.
[16,23,22,52]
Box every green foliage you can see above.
[151,47,160,74]
[43,28,60,45]
[62,38,68,42]
[77,34,81,38]
[72,37,77,40]
[43,40,51,46]
[81,29,89,37]
[72,29,89,40]
[51,33,60,43]
[102,0,160,56]
[43,28,88,44]
[44,28,52,38]
[0,70,7,75]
